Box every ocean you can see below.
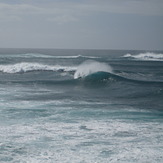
[0,48,163,163]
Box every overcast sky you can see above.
[0,0,163,50]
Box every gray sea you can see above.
[0,49,163,163]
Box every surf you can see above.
[0,62,76,74]
[74,60,163,84]
[73,60,132,82]
[74,60,112,79]
[123,52,163,61]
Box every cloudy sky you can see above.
[0,0,163,50]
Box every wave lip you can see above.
[123,52,163,61]
[74,60,112,79]
[0,62,77,74]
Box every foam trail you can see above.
[0,62,77,73]
[74,60,112,79]
[123,52,163,61]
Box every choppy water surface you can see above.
[0,49,163,162]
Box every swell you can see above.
[7,79,78,86]
[73,60,163,85]
[0,61,162,86]
[0,71,162,87]
[78,71,163,85]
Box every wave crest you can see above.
[0,53,100,59]
[123,52,163,61]
[74,60,112,79]
[0,62,77,73]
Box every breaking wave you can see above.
[123,52,163,61]
[1,61,162,85]
[74,60,163,84]
[74,60,112,79]
[0,62,77,74]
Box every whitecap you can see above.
[74,60,112,79]
[123,52,163,61]
[0,62,77,74]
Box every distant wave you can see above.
[0,53,51,58]
[0,53,99,59]
[51,55,100,59]
[0,62,77,74]
[73,60,163,84]
[123,52,163,61]
[74,60,112,79]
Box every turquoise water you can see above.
[0,49,163,162]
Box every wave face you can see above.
[123,52,163,61]
[74,60,112,79]
[0,62,76,73]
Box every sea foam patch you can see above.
[0,113,162,163]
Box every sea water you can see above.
[0,49,163,163]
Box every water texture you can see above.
[0,49,163,163]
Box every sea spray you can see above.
[74,60,112,79]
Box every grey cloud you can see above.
[0,0,163,23]
[0,0,162,50]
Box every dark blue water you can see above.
[0,49,163,162]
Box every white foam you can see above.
[74,60,112,79]
[123,52,163,61]
[0,114,162,163]
[0,62,77,73]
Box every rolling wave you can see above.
[0,62,77,73]
[2,70,162,86]
[1,60,162,85]
[74,60,163,84]
[76,71,163,85]
[74,60,112,79]
[81,71,123,82]
[123,52,163,61]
